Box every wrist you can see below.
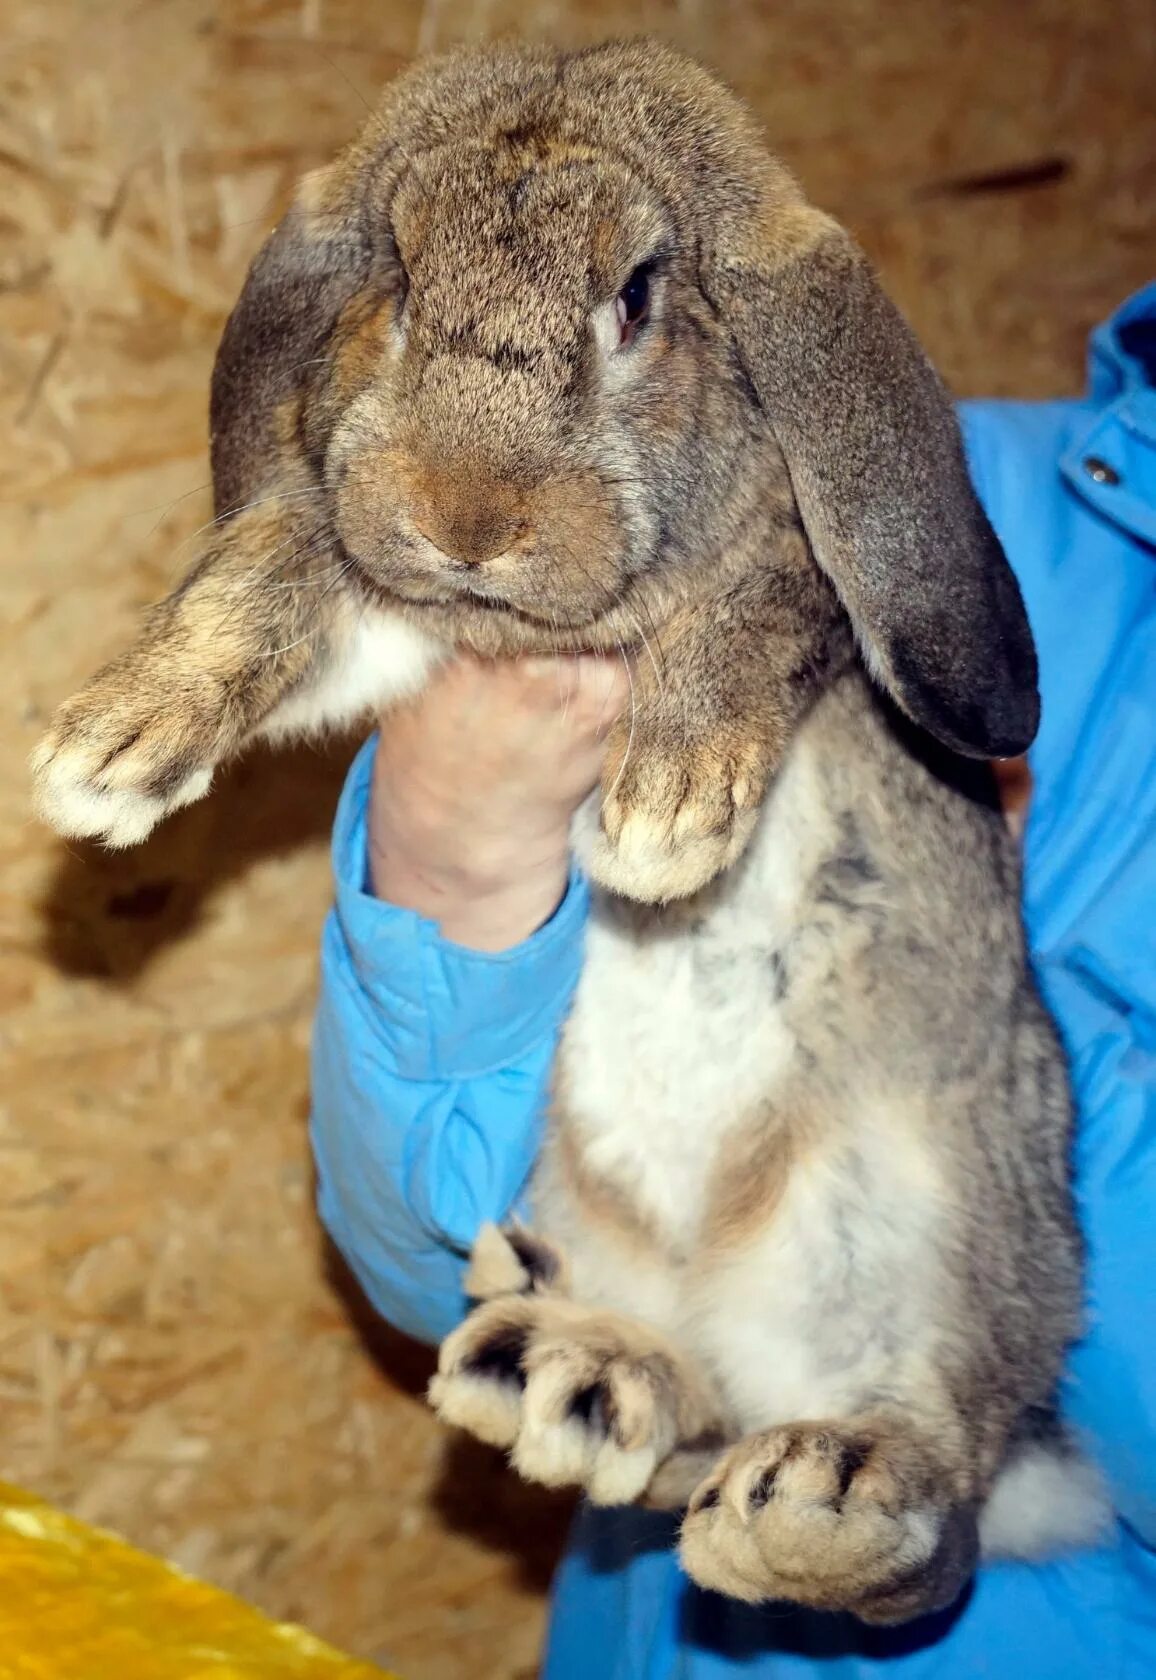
[368,821,572,951]
[374,853,571,951]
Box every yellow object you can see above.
[0,1483,392,1679]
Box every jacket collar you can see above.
[1088,282,1156,403]
[1062,283,1156,548]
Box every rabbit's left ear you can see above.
[703,201,1039,759]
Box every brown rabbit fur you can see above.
[32,40,1103,1624]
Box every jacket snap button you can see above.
[1083,455,1121,486]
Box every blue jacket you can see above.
[311,286,1156,1679]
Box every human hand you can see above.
[370,654,630,950]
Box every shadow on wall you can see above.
[35,735,357,983]
[33,720,577,1602]
[326,1240,574,1599]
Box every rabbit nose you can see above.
[412,510,520,566]
[408,469,526,566]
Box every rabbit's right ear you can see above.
[702,196,1039,760]
[209,163,371,517]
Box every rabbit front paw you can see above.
[31,676,223,847]
[680,1421,976,1625]
[430,1292,701,1506]
[589,724,767,904]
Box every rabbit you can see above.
[30,39,1106,1623]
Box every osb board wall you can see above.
[1,2,1152,1676]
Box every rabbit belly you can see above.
[542,731,949,1435]
[547,907,799,1331]
[685,1127,948,1433]
[560,921,795,1229]
[550,937,945,1433]
[551,734,833,1262]
[540,748,819,1371]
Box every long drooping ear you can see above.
[209,161,371,519]
[703,198,1039,759]
[208,43,561,522]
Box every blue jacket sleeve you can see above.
[310,736,589,1345]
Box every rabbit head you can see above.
[213,38,1038,758]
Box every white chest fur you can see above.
[560,915,793,1248]
[260,600,443,742]
[558,744,831,1256]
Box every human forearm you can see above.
[312,734,594,1341]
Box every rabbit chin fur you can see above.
[255,599,443,745]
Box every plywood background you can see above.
[1,3,1152,1676]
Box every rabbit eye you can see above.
[392,259,410,315]
[615,265,651,346]
[380,232,410,315]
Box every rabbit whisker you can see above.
[214,486,329,525]
[283,357,338,378]
[259,557,355,659]
[313,49,434,196]
[557,638,574,723]
[593,646,626,736]
[619,602,665,695]
[634,590,669,678]
[604,642,637,806]
[164,488,328,570]
[193,529,335,644]
[140,479,213,531]
[265,561,348,591]
[231,524,335,591]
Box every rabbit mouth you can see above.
[343,549,656,653]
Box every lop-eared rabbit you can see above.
[32,41,1105,1624]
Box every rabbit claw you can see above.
[32,680,219,847]
[590,728,766,903]
[431,1292,697,1506]
[680,1421,971,1624]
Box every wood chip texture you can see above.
[1,2,1152,1677]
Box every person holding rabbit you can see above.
[32,41,1156,1679]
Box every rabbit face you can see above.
[211,37,1037,751]
[311,133,781,649]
